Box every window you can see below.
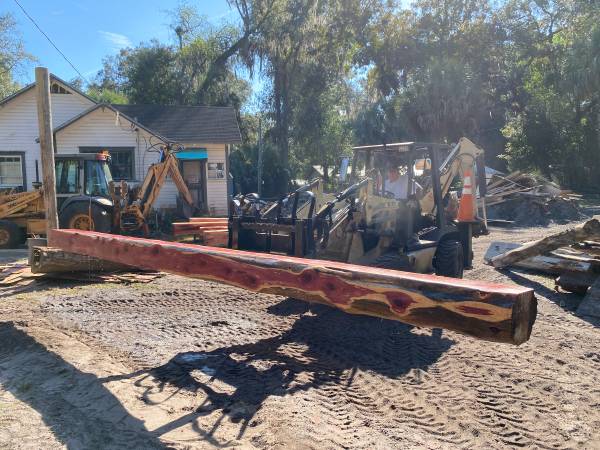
[79,147,134,181]
[51,83,71,94]
[84,160,111,197]
[207,162,225,179]
[0,154,24,188]
[55,159,80,194]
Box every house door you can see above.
[181,159,207,212]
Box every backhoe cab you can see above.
[229,139,487,278]
[0,152,113,249]
[55,152,114,232]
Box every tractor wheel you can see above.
[0,220,24,249]
[59,202,112,232]
[434,240,464,279]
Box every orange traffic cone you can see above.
[457,169,475,222]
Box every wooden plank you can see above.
[172,227,228,237]
[491,219,600,269]
[34,67,59,237]
[172,222,227,230]
[189,217,228,223]
[49,229,537,345]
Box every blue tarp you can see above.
[177,149,208,160]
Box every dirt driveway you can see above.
[0,224,599,449]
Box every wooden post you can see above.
[35,67,59,240]
[49,229,538,345]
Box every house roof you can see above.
[112,104,242,144]
[0,74,242,145]
[0,74,96,107]
[53,103,169,142]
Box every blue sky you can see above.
[4,0,234,85]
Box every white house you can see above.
[0,75,241,216]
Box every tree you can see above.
[501,0,600,190]
[355,0,510,161]
[0,13,34,98]
[89,33,250,108]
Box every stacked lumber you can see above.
[172,217,228,247]
[485,218,600,297]
[483,171,581,225]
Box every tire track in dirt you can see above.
[34,246,600,450]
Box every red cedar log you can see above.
[49,229,537,345]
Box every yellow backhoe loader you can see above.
[0,145,194,247]
[229,138,487,278]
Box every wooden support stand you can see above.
[31,246,134,274]
[50,229,537,345]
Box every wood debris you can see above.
[0,263,163,297]
[482,171,582,225]
[490,218,600,268]
[485,218,600,295]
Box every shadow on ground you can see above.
[503,269,600,328]
[103,299,454,443]
[0,322,164,449]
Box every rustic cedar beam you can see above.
[49,230,537,345]
[491,219,600,269]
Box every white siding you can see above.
[0,83,230,215]
[181,142,228,216]
[0,86,93,190]
[55,107,182,209]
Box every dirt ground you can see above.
[1,223,599,449]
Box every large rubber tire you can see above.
[434,240,464,279]
[59,202,112,232]
[0,220,24,249]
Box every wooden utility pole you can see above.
[35,67,59,238]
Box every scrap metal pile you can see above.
[483,171,582,226]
